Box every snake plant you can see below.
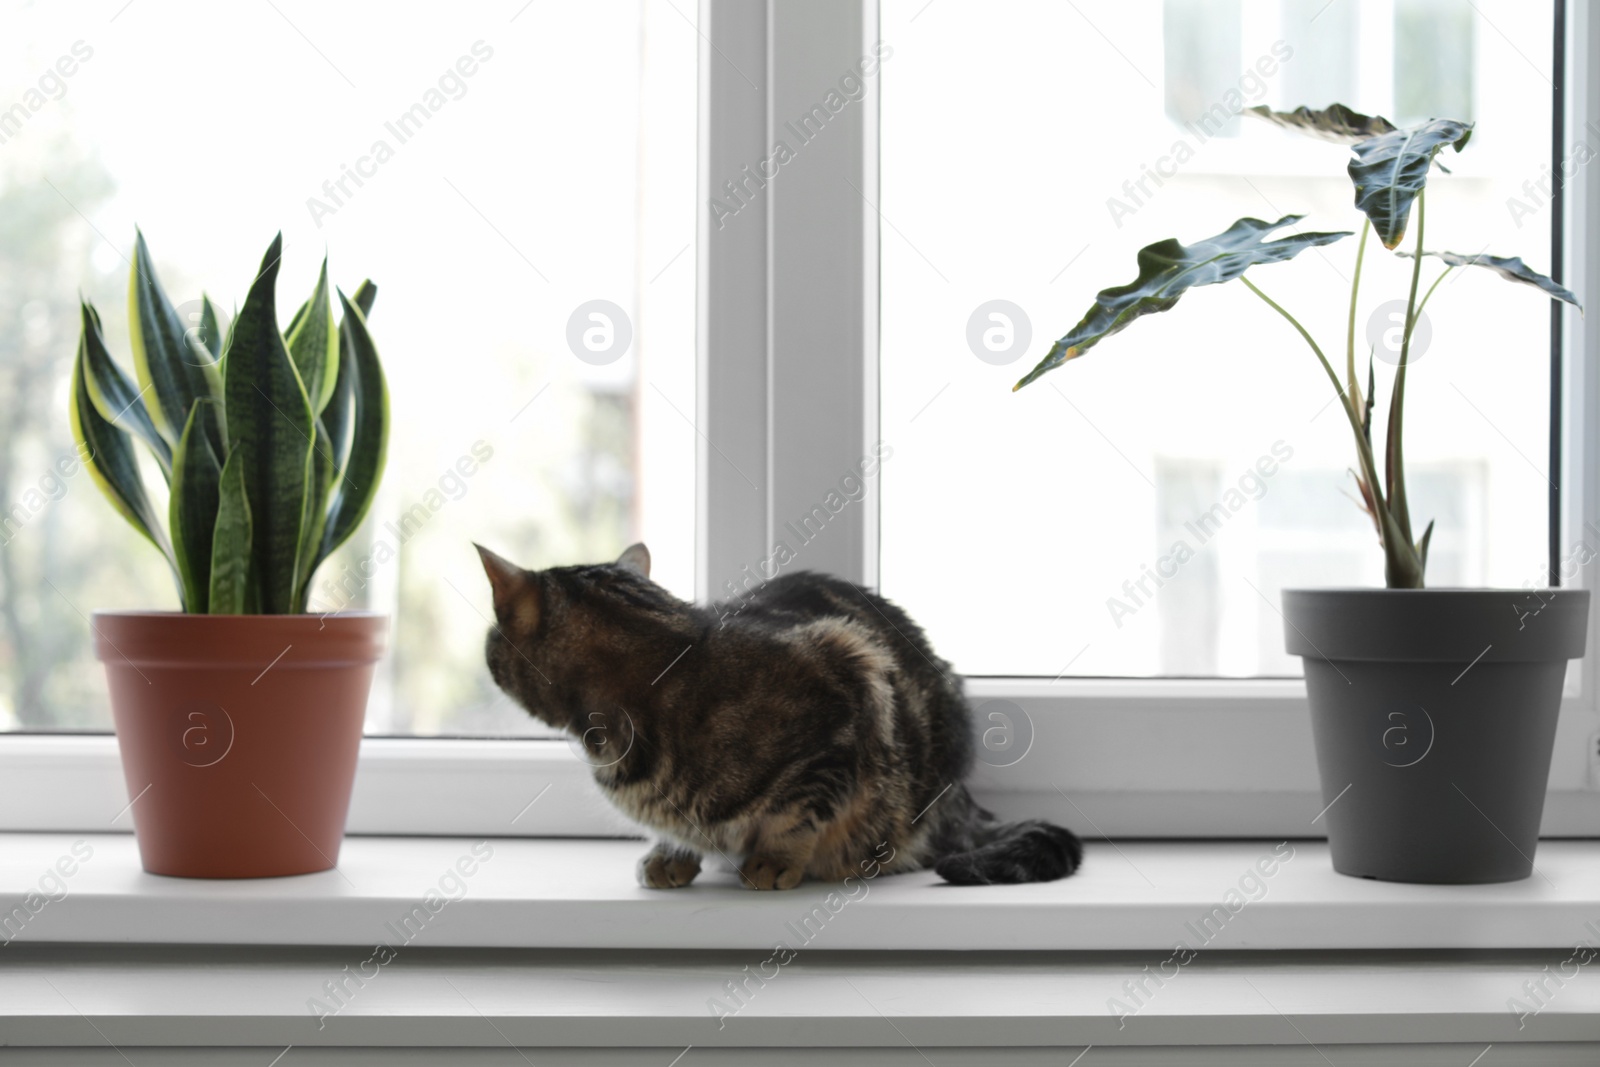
[71,232,389,613]
[1017,103,1581,588]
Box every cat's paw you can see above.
[739,855,805,891]
[638,848,702,889]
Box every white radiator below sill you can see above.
[3,835,1600,952]
[1,945,1598,1058]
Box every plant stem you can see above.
[1384,189,1428,586]
[1345,223,1371,414]
[1241,275,1393,541]
[1413,264,1455,322]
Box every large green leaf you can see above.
[169,399,223,613]
[222,234,317,614]
[1246,103,1397,144]
[209,447,253,614]
[285,257,340,414]
[78,300,171,476]
[1396,250,1582,309]
[315,288,390,572]
[128,229,223,443]
[1347,119,1473,250]
[1015,215,1352,390]
[70,333,173,569]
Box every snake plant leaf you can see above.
[295,417,337,611]
[285,256,341,414]
[78,300,172,476]
[190,298,228,457]
[209,447,253,614]
[198,294,224,359]
[321,281,377,471]
[316,288,390,569]
[352,279,377,319]
[1396,250,1582,310]
[304,280,379,609]
[1246,103,1398,144]
[1348,119,1473,250]
[70,334,173,566]
[169,398,223,613]
[1014,215,1353,390]
[216,304,239,379]
[322,339,352,474]
[353,280,377,318]
[223,233,317,614]
[285,299,308,340]
[128,229,223,444]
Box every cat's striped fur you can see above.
[477,542,1082,889]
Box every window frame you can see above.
[2,0,1597,839]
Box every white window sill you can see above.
[5,833,1600,952]
[6,835,1600,1054]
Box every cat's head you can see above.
[474,542,689,731]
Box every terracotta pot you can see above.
[92,611,387,879]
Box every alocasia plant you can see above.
[1016,104,1580,588]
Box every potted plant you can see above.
[1015,104,1589,883]
[72,231,390,878]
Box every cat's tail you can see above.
[933,816,1083,885]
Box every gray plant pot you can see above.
[1282,588,1589,884]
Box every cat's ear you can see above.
[616,542,651,578]
[475,543,536,626]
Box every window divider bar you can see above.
[698,0,772,602]
[701,0,876,606]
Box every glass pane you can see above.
[881,0,1554,678]
[1281,0,1358,111]
[0,1,697,732]
[1395,0,1476,124]
[1163,0,1244,136]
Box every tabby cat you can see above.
[476,542,1082,889]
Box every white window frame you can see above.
[3,0,1598,839]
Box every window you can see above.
[0,1,697,736]
[4,0,1596,840]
